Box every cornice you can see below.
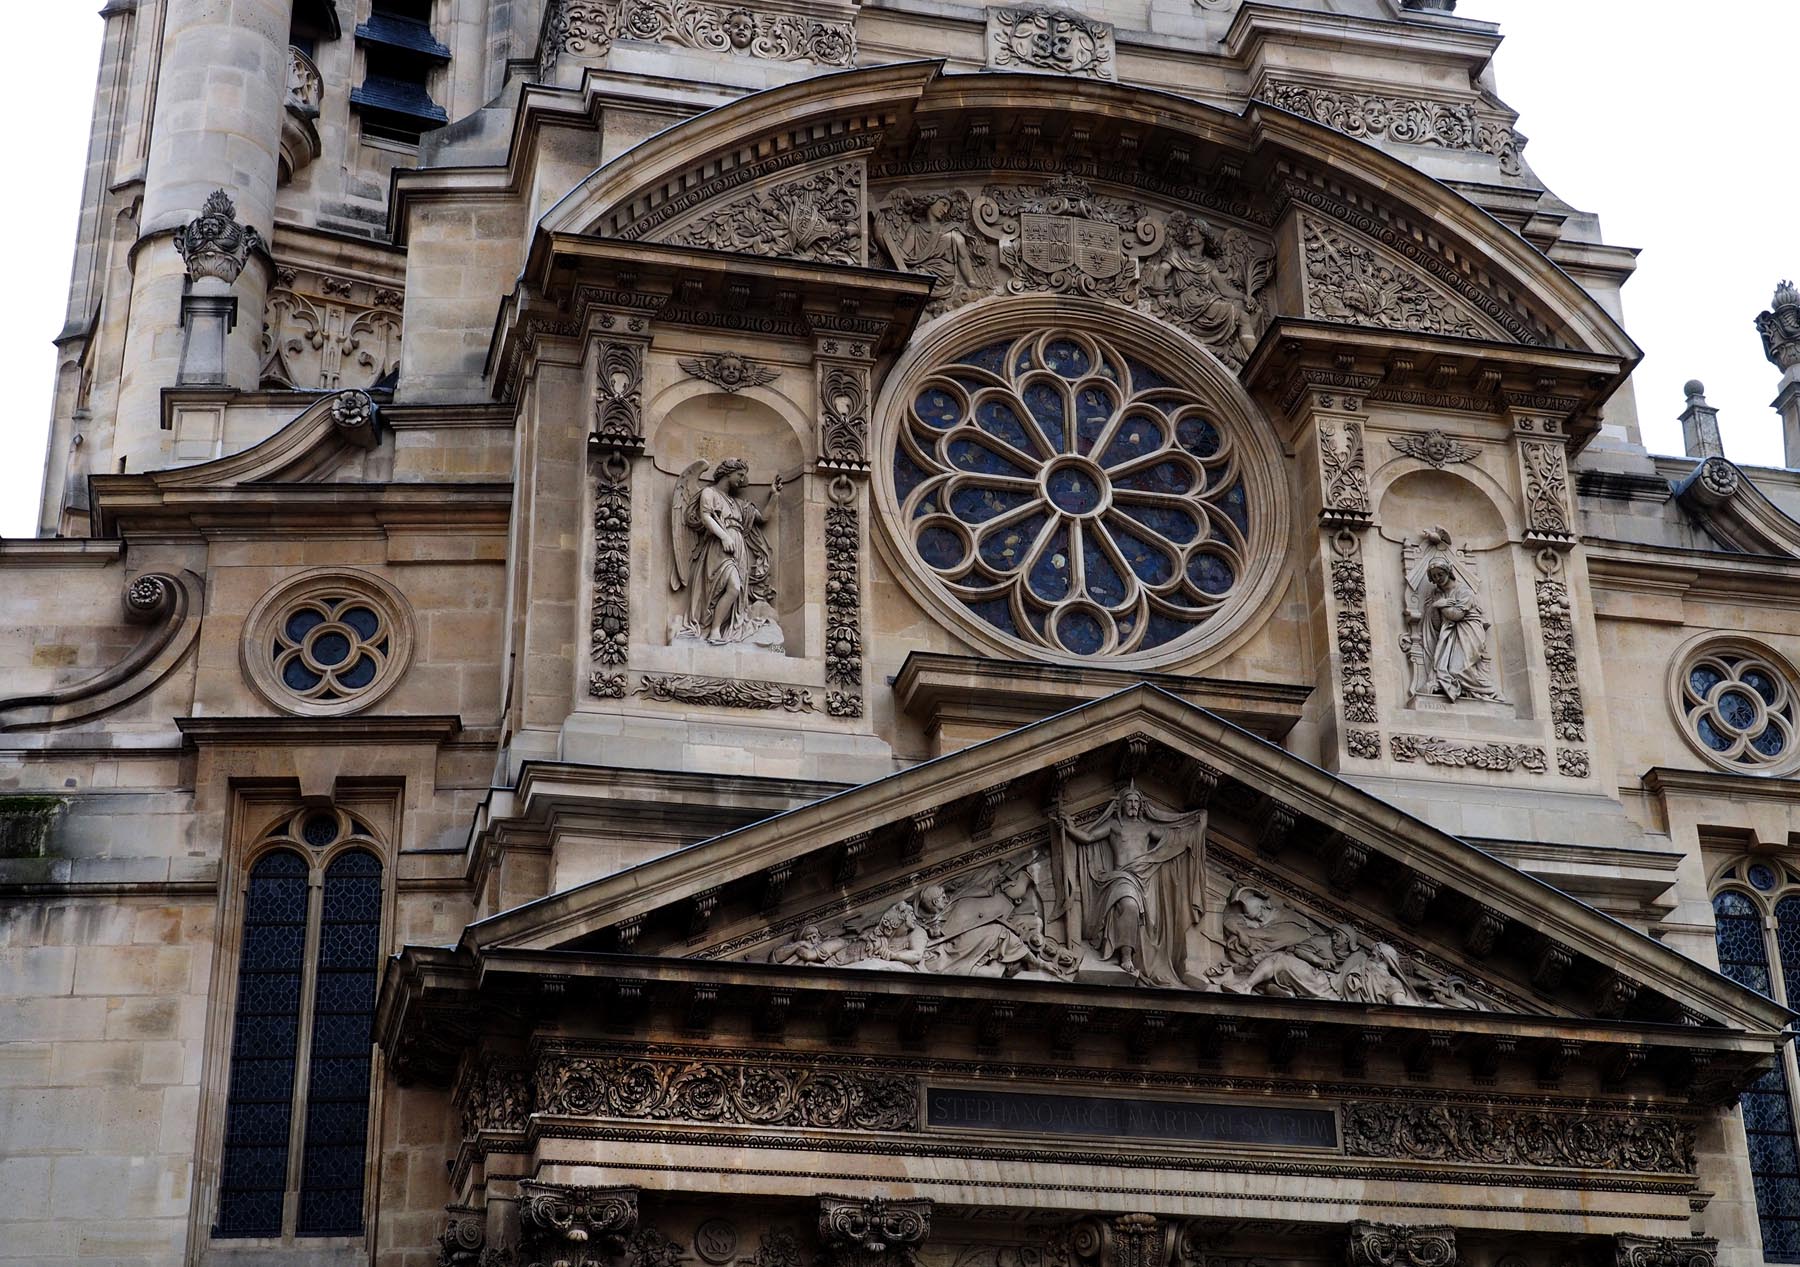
[1224,3,1502,72]
[176,714,462,747]
[1643,765,1800,805]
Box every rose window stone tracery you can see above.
[891,327,1256,659]
[1678,645,1799,773]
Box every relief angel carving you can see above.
[669,457,784,650]
[1142,212,1273,366]
[873,189,996,311]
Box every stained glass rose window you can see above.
[243,571,414,716]
[1678,644,1800,774]
[885,323,1276,662]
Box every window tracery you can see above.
[1676,643,1800,774]
[243,570,415,716]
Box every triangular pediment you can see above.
[466,687,1788,1037]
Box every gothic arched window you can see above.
[1712,862,1800,1261]
[215,812,385,1243]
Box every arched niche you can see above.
[1375,468,1533,722]
[644,390,808,658]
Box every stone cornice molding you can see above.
[1669,456,1800,558]
[1222,3,1501,70]
[89,479,511,540]
[175,714,463,748]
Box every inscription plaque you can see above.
[926,1087,1338,1149]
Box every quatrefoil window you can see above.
[891,327,1256,659]
[1679,645,1799,773]
[243,571,414,717]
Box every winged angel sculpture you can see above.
[1142,212,1273,366]
[669,458,785,650]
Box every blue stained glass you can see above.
[284,608,326,642]
[1690,665,1725,696]
[1081,534,1128,608]
[297,850,381,1238]
[1056,608,1105,655]
[1751,864,1781,892]
[917,525,968,570]
[1220,480,1250,535]
[1045,465,1104,516]
[311,631,352,667]
[302,814,338,848]
[978,513,1047,573]
[960,340,1013,376]
[947,438,1031,478]
[1022,382,1066,451]
[1074,387,1114,454]
[283,658,323,691]
[341,606,380,639]
[1715,891,1774,998]
[1029,526,1072,602]
[964,596,1021,639]
[951,484,1034,525]
[1015,347,1033,375]
[1747,670,1782,705]
[894,448,932,506]
[1176,415,1221,459]
[339,656,377,689]
[1113,501,1199,545]
[1188,552,1236,596]
[1108,520,1174,586]
[1043,339,1091,377]
[216,851,309,1239]
[1098,416,1165,468]
[1758,727,1789,758]
[1140,612,1191,650]
[1697,716,1732,752]
[1126,358,1171,392]
[1775,896,1800,1010]
[915,386,962,428]
[1115,461,1193,497]
[976,399,1037,455]
[1722,689,1760,730]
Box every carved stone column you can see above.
[519,1182,639,1267]
[817,1196,932,1267]
[1613,1236,1717,1267]
[1070,1213,1183,1267]
[1345,1221,1457,1267]
[587,312,651,700]
[812,325,875,719]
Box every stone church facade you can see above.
[10,1,1800,1266]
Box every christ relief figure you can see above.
[670,457,784,650]
[1051,787,1208,987]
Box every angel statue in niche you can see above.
[669,457,785,651]
[1051,786,1209,987]
[1400,526,1504,704]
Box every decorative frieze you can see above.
[825,480,864,718]
[261,264,403,391]
[534,1053,920,1129]
[589,452,632,699]
[1330,545,1378,724]
[1390,430,1478,468]
[1343,1101,1694,1173]
[1262,82,1523,176]
[820,1197,932,1267]
[461,1058,532,1136]
[1301,217,1482,340]
[986,6,1115,79]
[636,674,815,712]
[679,351,779,393]
[660,163,863,265]
[1389,734,1548,774]
[542,0,855,66]
[1614,1237,1717,1267]
[1346,1223,1457,1267]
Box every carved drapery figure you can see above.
[1205,885,1484,1010]
[874,190,994,312]
[1141,213,1272,366]
[1052,788,1207,986]
[670,458,784,649]
[1401,528,1503,704]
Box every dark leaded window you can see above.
[297,850,383,1236]
[1713,887,1800,1260]
[216,850,310,1237]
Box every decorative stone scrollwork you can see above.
[261,265,403,391]
[1345,1223,1456,1267]
[591,340,646,451]
[660,163,862,264]
[461,1059,532,1137]
[175,189,262,285]
[1318,418,1370,519]
[1389,430,1478,469]
[985,6,1115,80]
[542,0,855,65]
[286,46,323,119]
[1535,577,1586,741]
[636,675,814,711]
[819,1196,932,1267]
[1757,280,1800,372]
[1345,729,1381,760]
[1300,217,1481,339]
[1557,749,1591,778]
[1518,439,1574,538]
[1343,1101,1695,1173]
[669,458,784,649]
[589,451,632,699]
[440,1210,486,1266]
[1070,1214,1179,1267]
[1262,83,1521,177]
[535,1053,919,1129]
[820,364,871,469]
[519,1183,638,1267]
[825,479,864,718]
[679,351,778,393]
[1400,528,1504,704]
[1614,1238,1716,1267]
[1330,544,1379,724]
[1390,734,1547,773]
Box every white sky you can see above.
[0,5,1795,538]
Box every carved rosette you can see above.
[985,7,1116,80]
[1346,1224,1456,1267]
[825,479,864,718]
[819,1196,932,1267]
[519,1183,639,1267]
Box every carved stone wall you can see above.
[542,0,856,67]
[260,264,403,391]
[1261,82,1523,177]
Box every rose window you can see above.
[1679,646,1798,772]
[242,571,413,716]
[890,328,1255,658]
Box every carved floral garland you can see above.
[534,1054,919,1131]
[1331,553,1378,724]
[543,0,856,67]
[825,486,864,718]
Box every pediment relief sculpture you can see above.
[669,458,784,650]
[655,161,864,265]
[871,178,1274,369]
[1400,527,1504,705]
[757,784,1492,1010]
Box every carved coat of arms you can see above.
[973,176,1162,300]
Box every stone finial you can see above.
[1760,280,1800,467]
[1678,379,1724,460]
